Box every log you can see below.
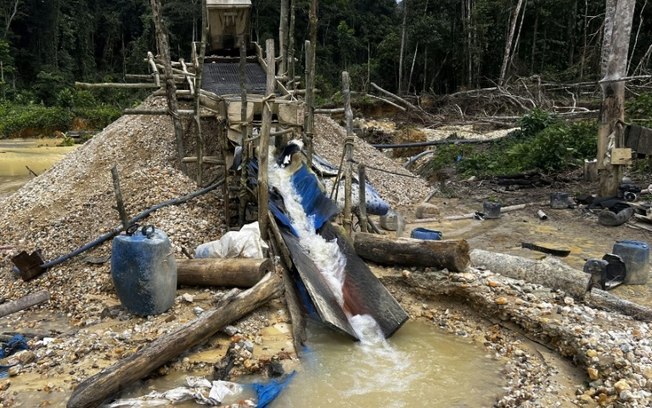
[176,258,273,288]
[67,272,282,408]
[353,232,470,272]
[74,82,159,89]
[0,290,50,318]
[470,249,652,321]
[470,249,589,298]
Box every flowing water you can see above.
[0,138,77,199]
[268,160,504,406]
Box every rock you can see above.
[588,367,599,380]
[415,203,440,219]
[614,379,631,392]
[182,293,194,303]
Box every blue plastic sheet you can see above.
[252,371,296,408]
[0,334,28,359]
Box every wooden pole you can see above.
[150,0,186,173]
[147,51,160,87]
[304,40,314,165]
[358,164,368,233]
[258,39,275,241]
[342,71,354,235]
[0,291,50,318]
[239,34,250,226]
[176,258,272,288]
[194,0,208,186]
[288,0,297,95]
[354,233,471,272]
[110,166,129,230]
[75,82,160,89]
[279,0,289,76]
[66,272,282,408]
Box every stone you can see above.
[614,379,631,393]
[587,367,599,381]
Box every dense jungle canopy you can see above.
[0,0,650,105]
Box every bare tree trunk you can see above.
[464,0,473,87]
[627,0,647,75]
[279,0,289,76]
[499,0,525,86]
[2,0,21,39]
[580,0,589,81]
[288,0,296,92]
[150,0,186,173]
[398,0,407,94]
[509,0,528,69]
[530,9,539,73]
[598,0,636,197]
[407,43,418,95]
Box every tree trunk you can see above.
[353,233,470,272]
[67,273,282,408]
[499,0,525,86]
[279,0,289,76]
[470,249,589,298]
[598,0,636,197]
[407,42,418,95]
[176,258,273,287]
[398,1,407,94]
[150,0,186,173]
[194,0,208,185]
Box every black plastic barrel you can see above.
[111,226,177,315]
[613,240,650,285]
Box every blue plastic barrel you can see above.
[410,227,442,240]
[111,226,177,315]
[612,240,650,285]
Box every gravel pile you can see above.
[313,115,430,208]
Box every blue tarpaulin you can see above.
[252,371,296,408]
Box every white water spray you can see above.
[268,161,386,345]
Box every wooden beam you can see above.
[75,82,160,89]
[342,71,354,235]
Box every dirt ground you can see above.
[2,101,652,407]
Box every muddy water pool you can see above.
[110,320,504,407]
[0,138,77,199]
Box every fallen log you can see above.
[67,272,282,408]
[176,258,272,288]
[353,232,470,272]
[470,249,589,298]
[0,290,50,318]
[469,249,652,321]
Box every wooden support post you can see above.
[194,0,208,186]
[288,0,297,95]
[176,258,272,288]
[0,291,50,319]
[304,40,314,166]
[110,166,129,230]
[342,71,354,235]
[239,34,250,226]
[358,164,368,233]
[179,59,194,94]
[150,0,186,174]
[258,39,275,241]
[147,52,160,87]
[66,273,282,408]
[279,0,289,76]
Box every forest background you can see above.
[0,0,650,138]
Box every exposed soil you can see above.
[1,98,652,407]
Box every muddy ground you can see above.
[1,98,652,407]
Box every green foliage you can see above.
[451,117,598,177]
[0,103,73,137]
[626,92,652,127]
[419,144,472,176]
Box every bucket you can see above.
[111,225,177,315]
[612,240,650,285]
[483,201,501,219]
[410,228,442,240]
